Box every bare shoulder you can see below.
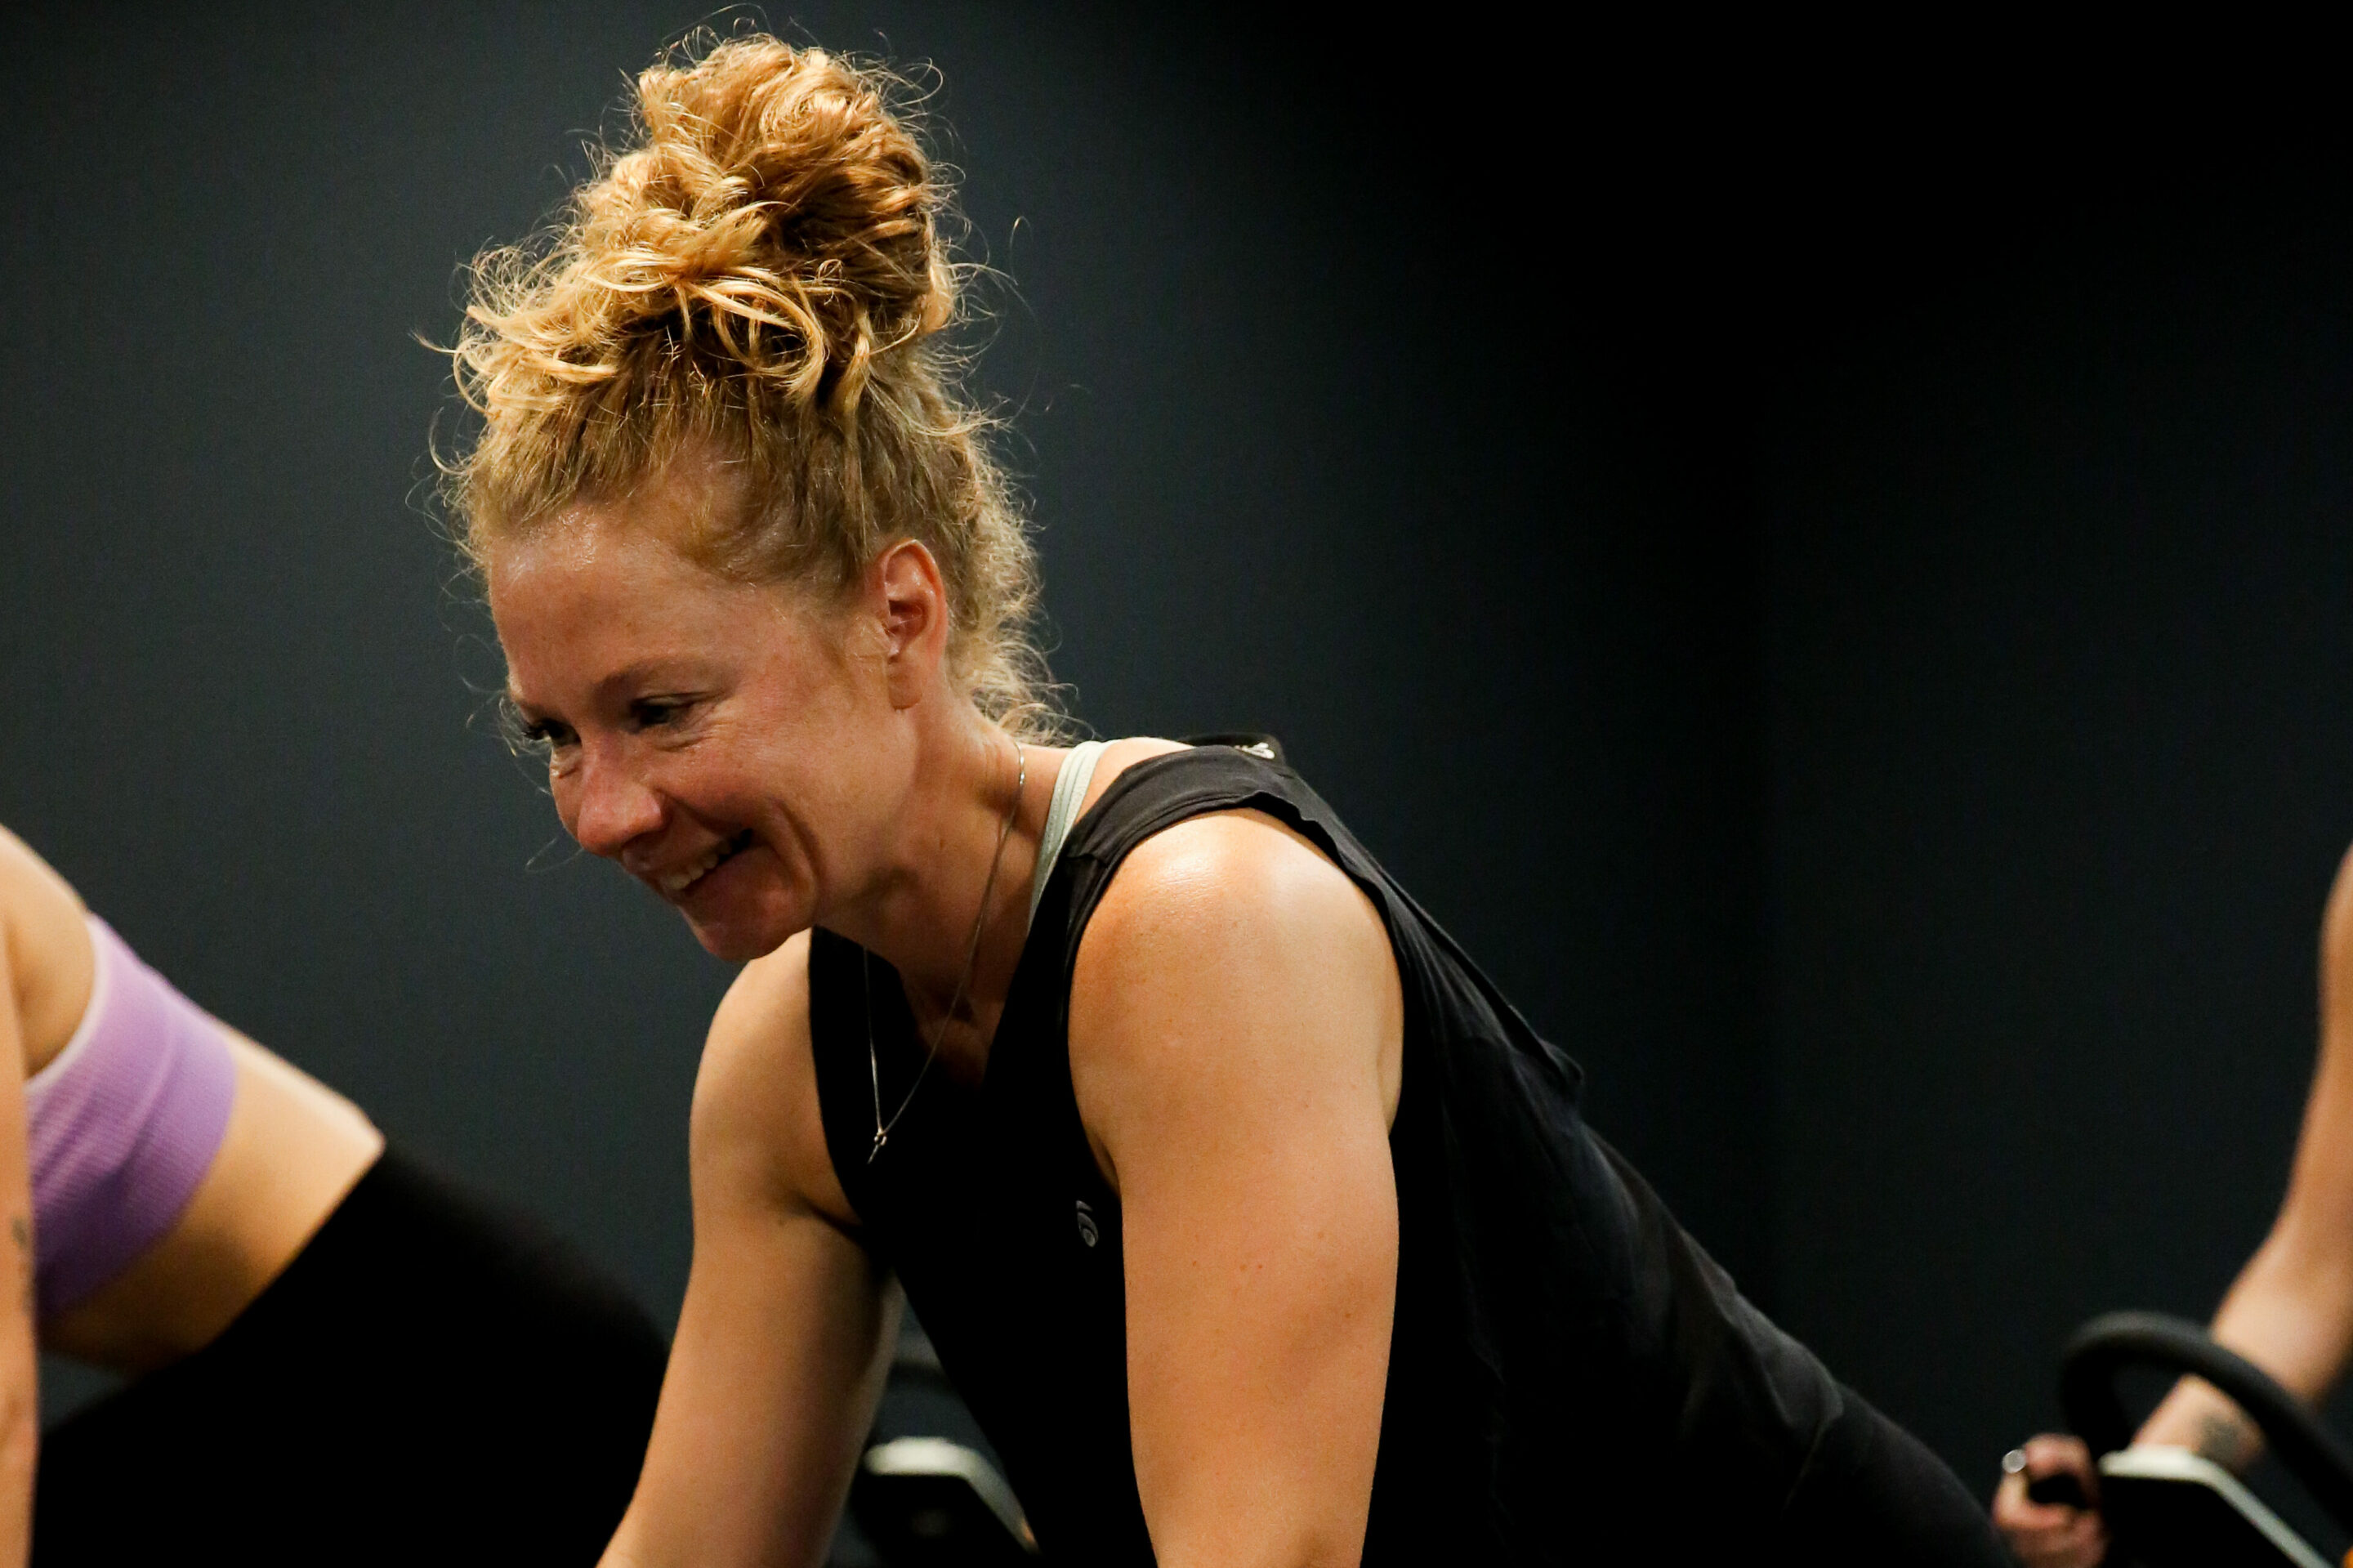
[0,824,95,1067]
[1085,808,1377,972]
[0,824,85,937]
[1069,808,1404,1184]
[693,930,858,1229]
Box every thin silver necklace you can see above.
[865,739,1025,1164]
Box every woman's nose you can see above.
[564,748,666,857]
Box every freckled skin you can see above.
[502,471,1405,1568]
[489,469,1038,999]
[491,520,898,964]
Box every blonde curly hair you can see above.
[446,33,1051,733]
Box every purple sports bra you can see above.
[22,916,238,1320]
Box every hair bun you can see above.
[489,35,952,414]
[451,33,1052,739]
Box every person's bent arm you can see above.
[0,931,36,1566]
[2136,842,2353,1458]
[1070,811,1404,1568]
[602,933,895,1568]
[1998,840,2353,1566]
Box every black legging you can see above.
[31,1146,667,1566]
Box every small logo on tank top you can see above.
[1075,1200,1100,1248]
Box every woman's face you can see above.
[486,484,913,963]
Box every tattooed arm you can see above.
[2139,842,2353,1463]
[0,922,39,1566]
[1999,846,2353,1568]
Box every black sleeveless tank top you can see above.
[809,745,2007,1565]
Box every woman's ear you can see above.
[875,540,950,708]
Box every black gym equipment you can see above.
[2033,1311,2353,1567]
[850,1437,1038,1566]
[846,1318,1038,1566]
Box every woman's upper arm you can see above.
[1069,813,1404,1568]
[605,934,893,1568]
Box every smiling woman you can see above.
[452,31,2014,1568]
[486,458,929,962]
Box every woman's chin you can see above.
[663,847,805,960]
[678,894,803,963]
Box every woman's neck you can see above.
[828,715,1064,1070]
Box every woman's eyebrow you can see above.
[592,659,711,699]
[504,662,708,723]
[503,686,554,725]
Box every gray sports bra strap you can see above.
[1029,739,1108,928]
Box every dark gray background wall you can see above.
[2,2,2345,1512]
[1760,153,2353,1488]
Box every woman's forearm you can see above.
[2138,1224,2353,1461]
[2140,851,2353,1465]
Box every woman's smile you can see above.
[649,829,757,902]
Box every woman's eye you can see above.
[498,694,577,754]
[631,699,693,730]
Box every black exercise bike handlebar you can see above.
[2057,1311,2353,1534]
